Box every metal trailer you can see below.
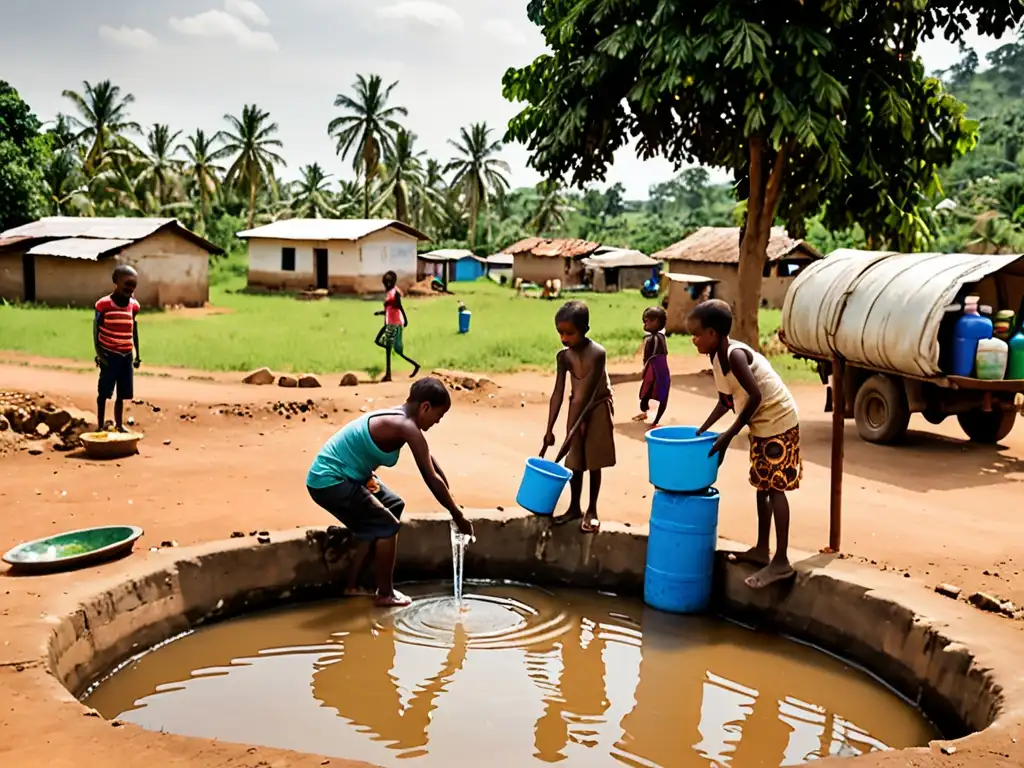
[780,249,1024,445]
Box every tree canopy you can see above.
[503,0,1024,343]
[0,81,46,231]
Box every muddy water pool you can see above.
[84,582,938,767]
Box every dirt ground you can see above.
[2,353,1023,766]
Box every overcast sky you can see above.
[0,0,1016,198]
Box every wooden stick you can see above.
[828,356,845,553]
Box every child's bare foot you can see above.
[580,511,600,533]
[410,365,420,378]
[375,589,412,607]
[727,547,770,566]
[380,375,393,383]
[553,508,583,526]
[745,559,795,589]
[631,413,648,422]
[115,425,129,434]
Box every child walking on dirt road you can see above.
[543,300,616,534]
[688,299,800,589]
[94,264,141,432]
[306,377,474,607]
[374,271,420,382]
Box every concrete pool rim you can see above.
[41,510,1024,767]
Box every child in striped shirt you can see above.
[94,265,141,432]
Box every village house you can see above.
[504,237,602,287]
[653,227,822,310]
[582,247,661,293]
[416,248,488,284]
[0,217,221,307]
[238,219,428,294]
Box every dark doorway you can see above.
[22,253,36,302]
[314,248,329,290]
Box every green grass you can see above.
[0,272,817,381]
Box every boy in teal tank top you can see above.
[307,378,474,607]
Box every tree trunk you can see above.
[733,137,791,349]
[248,178,257,230]
[363,175,370,218]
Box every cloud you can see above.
[376,1,463,31]
[169,9,278,51]
[224,0,270,27]
[98,25,159,50]
[482,18,530,47]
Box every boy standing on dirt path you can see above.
[543,300,616,534]
[688,299,800,590]
[94,265,141,432]
[307,377,474,607]
[374,270,421,382]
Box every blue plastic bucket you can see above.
[644,426,720,493]
[458,310,471,334]
[644,488,720,613]
[516,457,572,515]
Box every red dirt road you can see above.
[2,357,1023,767]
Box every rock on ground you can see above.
[243,367,275,386]
[278,376,298,388]
[339,373,359,387]
[298,374,322,389]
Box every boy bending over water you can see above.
[688,300,800,589]
[307,378,474,607]
[543,300,616,533]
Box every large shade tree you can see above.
[329,74,408,218]
[0,81,47,230]
[503,0,1023,345]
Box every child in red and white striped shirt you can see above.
[94,265,141,432]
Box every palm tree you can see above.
[42,149,89,215]
[221,104,286,229]
[378,129,431,224]
[140,123,183,208]
[336,179,363,217]
[290,163,338,218]
[61,80,141,173]
[412,158,449,234]
[177,129,227,235]
[328,74,408,218]
[529,179,572,234]
[445,122,511,246]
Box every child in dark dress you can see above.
[633,306,670,427]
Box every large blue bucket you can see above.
[458,310,471,334]
[644,488,720,613]
[516,457,572,515]
[644,426,720,493]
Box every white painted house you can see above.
[237,219,429,294]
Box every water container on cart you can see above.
[976,337,1009,380]
[951,297,993,377]
[644,488,720,614]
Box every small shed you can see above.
[653,227,822,309]
[0,217,222,307]
[582,248,661,292]
[417,249,487,283]
[504,237,601,287]
[662,272,719,335]
[238,219,428,294]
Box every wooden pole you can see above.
[828,356,845,553]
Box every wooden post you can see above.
[828,356,845,553]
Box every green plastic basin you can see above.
[2,525,144,573]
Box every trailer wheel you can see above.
[957,409,1016,444]
[854,374,910,444]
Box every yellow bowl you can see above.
[80,431,143,459]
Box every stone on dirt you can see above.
[339,372,359,387]
[278,375,298,388]
[0,415,10,432]
[35,423,50,437]
[968,591,1003,613]
[935,583,961,599]
[298,374,322,388]
[243,367,275,385]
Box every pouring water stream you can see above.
[450,521,473,604]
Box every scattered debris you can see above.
[968,591,1003,613]
[1001,600,1017,617]
[431,369,498,393]
[0,392,94,452]
[163,439,171,446]
[935,584,961,599]
[257,534,271,545]
[231,531,245,538]
[243,367,276,385]
[27,447,43,456]
[160,540,178,549]
[278,375,298,388]
[940,745,956,755]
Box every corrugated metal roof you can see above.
[26,238,133,260]
[501,237,601,259]
[237,219,428,242]
[653,227,821,264]
[0,217,223,255]
[781,249,1024,377]
[485,253,513,267]
[663,272,718,284]
[419,249,478,263]
[582,249,659,269]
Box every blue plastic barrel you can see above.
[516,457,572,515]
[458,310,472,334]
[644,426,719,493]
[644,488,720,613]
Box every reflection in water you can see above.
[84,583,938,767]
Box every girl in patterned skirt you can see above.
[632,306,671,427]
[687,299,801,589]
